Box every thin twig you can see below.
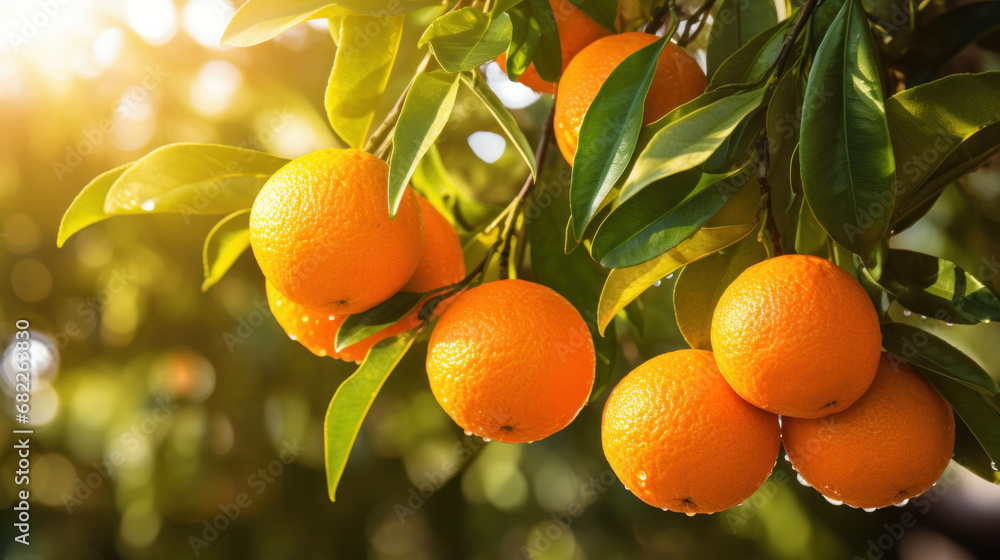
[499,105,555,279]
[366,52,433,157]
[644,0,675,33]
[677,0,717,46]
[754,0,821,257]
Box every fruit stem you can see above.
[499,104,555,279]
[644,0,678,34]
[675,0,717,47]
[753,0,821,258]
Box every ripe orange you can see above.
[266,197,465,362]
[495,0,612,95]
[710,255,882,418]
[554,32,707,164]
[782,354,955,509]
[602,350,780,514]
[250,149,423,315]
[425,279,595,443]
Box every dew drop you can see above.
[653,280,662,287]
[464,430,473,436]
[665,273,674,280]
[661,508,669,512]
[902,310,912,317]
[685,512,697,518]
[945,322,954,327]
[893,499,910,507]
[442,398,447,403]
[863,507,877,513]
[482,438,491,442]
[140,200,156,211]
[796,473,811,488]
[637,471,647,481]
[991,461,998,471]
[823,496,843,506]
[783,454,791,462]
[736,502,743,507]
[328,315,335,321]
[920,315,927,319]
[288,335,297,341]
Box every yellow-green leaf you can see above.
[57,162,133,247]
[202,209,251,292]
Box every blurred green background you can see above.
[1,1,1000,558]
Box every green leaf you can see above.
[709,16,790,89]
[325,331,419,501]
[881,323,1000,395]
[868,250,1000,325]
[951,410,1000,484]
[570,36,669,239]
[388,71,461,217]
[765,67,803,203]
[528,173,617,400]
[808,0,845,50]
[896,2,1000,87]
[525,0,561,81]
[800,0,895,268]
[593,164,756,268]
[490,0,525,15]
[418,8,512,73]
[57,162,133,247]
[706,0,778,79]
[621,88,766,201]
[886,72,1000,231]
[460,72,536,176]
[596,189,761,334]
[326,14,404,149]
[673,234,768,351]
[572,0,619,32]
[201,210,251,292]
[335,288,444,350]
[504,3,539,81]
[104,144,287,215]
[922,372,1000,477]
[793,198,830,258]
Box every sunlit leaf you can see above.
[593,164,756,268]
[57,162,133,247]
[504,2,539,81]
[869,250,1000,325]
[621,88,765,200]
[800,0,894,267]
[460,72,536,176]
[325,331,419,501]
[570,36,668,239]
[673,234,767,351]
[886,72,1000,231]
[201,209,251,292]
[706,0,778,79]
[388,71,461,216]
[881,323,1000,395]
[418,8,512,73]
[325,14,404,149]
[335,289,443,350]
[524,0,562,81]
[709,16,790,89]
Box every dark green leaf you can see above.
[325,331,419,501]
[951,413,1000,484]
[460,72,536,176]
[527,170,617,400]
[808,0,845,50]
[57,162,133,247]
[102,143,288,218]
[922,372,1000,478]
[765,67,804,208]
[673,234,768,351]
[868,250,1000,324]
[886,72,1000,231]
[326,14,404,149]
[504,4,539,81]
[418,8,512,73]
[490,0,525,15]
[706,0,778,79]
[709,16,790,89]
[800,0,894,267]
[526,0,562,81]
[572,0,619,32]
[881,322,1000,395]
[622,87,766,200]
[570,36,669,239]
[896,2,1000,87]
[335,289,443,350]
[593,164,756,268]
[388,71,461,216]
[202,209,251,291]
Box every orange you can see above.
[782,354,955,509]
[554,32,707,164]
[266,197,465,363]
[495,0,612,95]
[710,255,882,418]
[250,149,423,315]
[425,279,595,443]
[602,350,781,513]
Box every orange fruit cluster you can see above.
[426,279,596,444]
[603,255,955,513]
[250,149,465,362]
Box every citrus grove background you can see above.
[1,0,1000,558]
